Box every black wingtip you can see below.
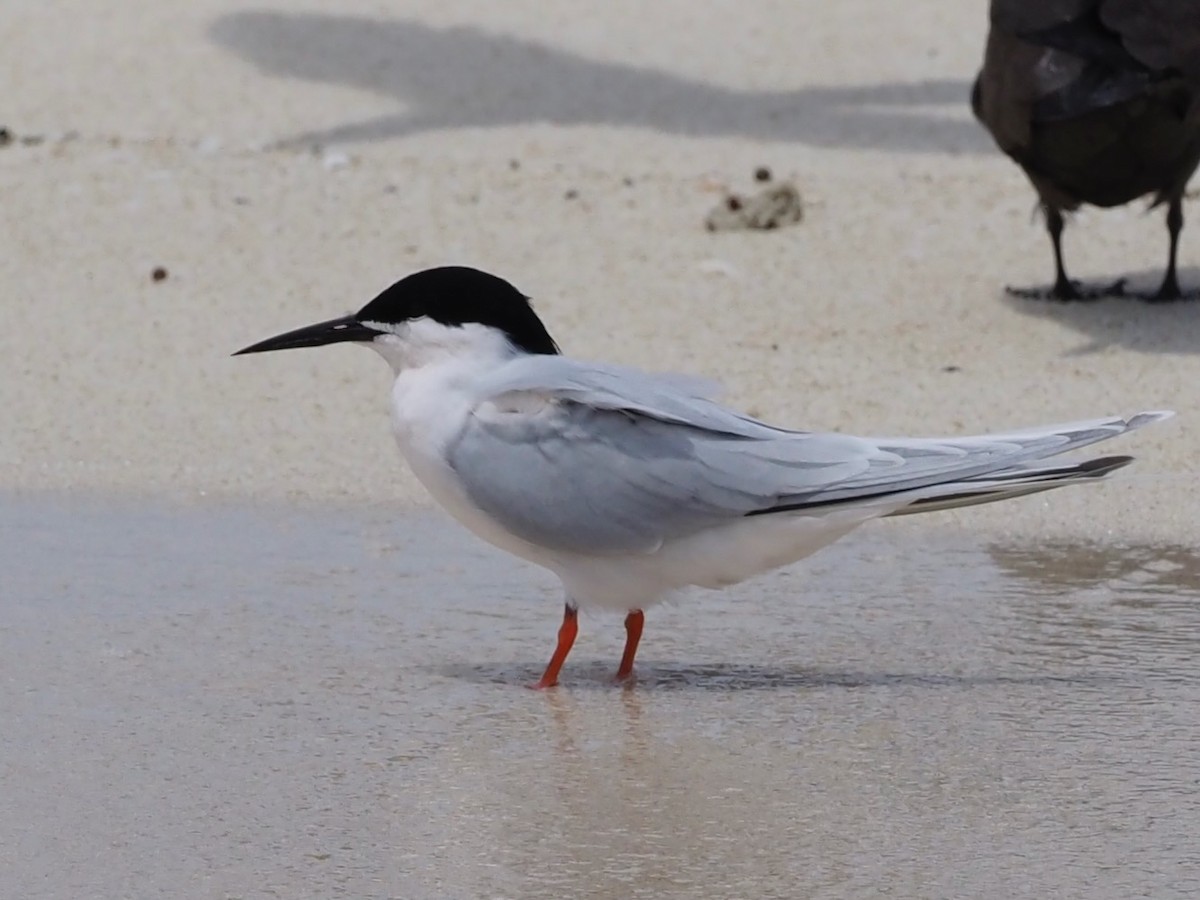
[1074,455,1134,477]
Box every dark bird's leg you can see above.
[532,603,578,689]
[615,609,644,682]
[1046,206,1082,300]
[1150,197,1184,302]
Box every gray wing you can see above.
[445,387,877,555]
[471,355,800,439]
[444,357,1156,556]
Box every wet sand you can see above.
[5,0,1200,896]
[4,496,1200,898]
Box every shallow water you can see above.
[2,495,1198,899]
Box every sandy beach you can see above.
[4,1,1200,897]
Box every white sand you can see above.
[3,0,1196,540]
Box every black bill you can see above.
[232,315,383,356]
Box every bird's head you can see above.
[233,266,559,371]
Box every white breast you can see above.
[387,355,562,570]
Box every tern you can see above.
[235,266,1170,686]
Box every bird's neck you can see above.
[367,319,519,375]
[386,343,522,451]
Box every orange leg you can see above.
[615,609,644,682]
[532,604,578,689]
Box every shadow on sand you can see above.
[438,660,1098,692]
[1000,266,1200,354]
[210,11,987,154]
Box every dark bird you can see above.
[972,0,1200,300]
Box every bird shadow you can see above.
[437,660,1098,692]
[1000,265,1200,355]
[209,11,989,154]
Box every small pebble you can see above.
[697,258,741,278]
[320,150,351,172]
[151,267,169,283]
[564,189,579,200]
[754,166,772,182]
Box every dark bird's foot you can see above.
[1005,282,1087,301]
[1005,278,1126,301]
[1141,288,1200,303]
[1146,274,1185,303]
[1146,289,1182,304]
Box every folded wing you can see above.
[446,357,1167,556]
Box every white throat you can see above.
[371,316,553,564]
[363,316,521,376]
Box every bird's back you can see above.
[974,0,1200,209]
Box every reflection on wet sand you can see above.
[991,541,1200,597]
[989,540,1200,669]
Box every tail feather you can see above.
[886,455,1134,517]
[751,410,1171,519]
[800,411,1172,510]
